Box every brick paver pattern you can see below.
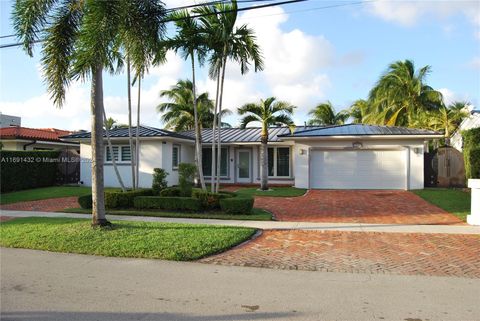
[200,230,480,278]
[0,197,79,212]
[255,190,464,225]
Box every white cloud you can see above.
[1,5,339,129]
[365,0,480,37]
[468,56,480,70]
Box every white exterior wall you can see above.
[291,139,425,190]
[202,143,294,185]
[0,140,78,151]
[79,139,194,188]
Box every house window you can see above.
[202,147,228,177]
[105,145,132,163]
[267,147,290,177]
[172,144,180,169]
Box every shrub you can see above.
[152,168,168,195]
[467,148,480,179]
[0,150,60,192]
[462,128,480,179]
[104,189,153,209]
[178,163,196,197]
[159,187,181,197]
[219,197,254,214]
[192,189,234,210]
[134,196,202,211]
[78,194,92,209]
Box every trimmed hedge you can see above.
[219,197,254,214]
[105,189,153,209]
[78,194,92,209]
[152,168,168,195]
[134,196,202,211]
[192,189,234,210]
[462,128,480,179]
[466,148,480,179]
[159,187,181,197]
[0,150,60,192]
[78,189,153,209]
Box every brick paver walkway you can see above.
[255,190,464,225]
[0,197,79,212]
[199,230,480,278]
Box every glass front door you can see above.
[236,149,251,183]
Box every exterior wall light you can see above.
[299,149,306,155]
[352,142,363,149]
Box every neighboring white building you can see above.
[0,113,21,128]
[62,124,442,190]
[0,126,79,151]
[451,110,480,151]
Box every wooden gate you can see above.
[424,147,466,187]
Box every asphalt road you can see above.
[1,247,479,321]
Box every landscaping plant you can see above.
[178,163,197,197]
[152,168,169,195]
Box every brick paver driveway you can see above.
[200,230,480,278]
[0,197,79,212]
[255,190,463,225]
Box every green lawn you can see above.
[62,207,273,221]
[0,217,256,260]
[235,187,307,197]
[1,186,92,205]
[413,188,471,221]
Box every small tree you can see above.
[152,168,168,195]
[178,163,197,197]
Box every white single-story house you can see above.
[0,126,79,151]
[451,109,480,151]
[62,124,443,190]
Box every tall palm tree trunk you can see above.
[127,58,136,190]
[91,65,109,227]
[211,71,221,192]
[191,55,206,190]
[103,106,126,192]
[260,127,268,191]
[215,56,227,193]
[135,75,141,189]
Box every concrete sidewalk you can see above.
[2,209,479,235]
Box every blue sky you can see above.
[0,0,479,130]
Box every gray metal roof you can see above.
[61,125,194,140]
[279,124,441,137]
[180,126,322,143]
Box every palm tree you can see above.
[196,0,264,192]
[238,97,295,191]
[13,0,166,227]
[348,99,375,124]
[368,59,443,126]
[104,117,118,130]
[414,101,470,145]
[168,10,208,190]
[157,79,231,131]
[103,111,126,192]
[308,101,349,126]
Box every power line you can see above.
[0,0,278,40]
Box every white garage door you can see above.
[310,150,407,190]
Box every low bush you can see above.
[192,189,234,210]
[134,196,202,211]
[152,168,168,195]
[467,148,480,179]
[159,187,181,197]
[104,189,153,209]
[178,163,196,197]
[219,197,254,215]
[78,194,92,209]
[462,128,480,179]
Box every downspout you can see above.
[23,140,36,150]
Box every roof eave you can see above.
[278,134,444,140]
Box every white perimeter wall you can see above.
[292,139,425,190]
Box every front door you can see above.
[236,149,251,183]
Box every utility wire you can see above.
[0,0,279,40]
